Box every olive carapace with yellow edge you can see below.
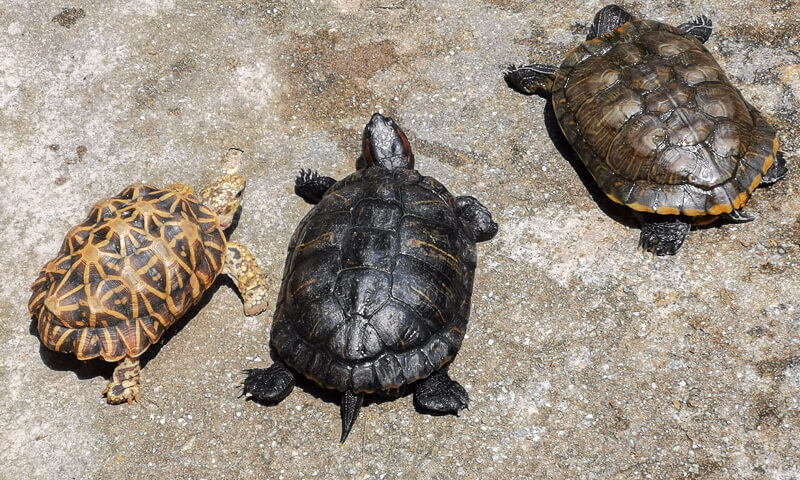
[29,151,269,404]
[505,4,787,255]
[241,113,498,443]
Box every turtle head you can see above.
[587,4,635,40]
[199,174,246,229]
[358,113,414,171]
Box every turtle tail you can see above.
[340,390,364,443]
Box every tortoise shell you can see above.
[270,167,477,395]
[29,183,226,362]
[551,18,779,217]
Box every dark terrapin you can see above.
[242,113,498,442]
[29,155,269,404]
[505,4,787,255]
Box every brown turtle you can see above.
[29,157,269,403]
[505,4,787,254]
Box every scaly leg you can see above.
[761,151,788,185]
[639,217,691,256]
[504,64,557,96]
[225,242,269,316]
[103,356,141,404]
[677,15,713,43]
[455,196,498,242]
[413,366,469,414]
[241,361,296,404]
[295,169,337,205]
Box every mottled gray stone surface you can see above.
[1,1,798,478]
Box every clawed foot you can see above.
[294,169,336,205]
[761,152,788,185]
[639,217,691,256]
[103,357,141,405]
[240,362,295,404]
[414,368,469,415]
[455,196,498,242]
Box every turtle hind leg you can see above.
[639,217,691,256]
[295,169,336,205]
[103,356,141,404]
[224,242,269,316]
[761,151,788,185]
[413,366,469,415]
[503,64,557,97]
[241,361,295,404]
[339,390,364,444]
[677,15,713,43]
[455,196,498,242]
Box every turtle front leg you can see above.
[295,169,337,205]
[413,366,469,415]
[455,196,498,242]
[224,242,269,316]
[103,356,141,404]
[639,216,691,256]
[503,64,557,97]
[677,15,713,43]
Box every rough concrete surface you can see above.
[1,0,798,478]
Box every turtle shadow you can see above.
[539,99,640,229]
[136,280,225,368]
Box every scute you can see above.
[271,167,475,394]
[29,183,226,361]
[551,18,779,216]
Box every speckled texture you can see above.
[1,1,798,479]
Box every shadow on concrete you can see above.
[539,100,640,229]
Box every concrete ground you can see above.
[1,1,798,478]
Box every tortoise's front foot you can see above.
[455,196,498,242]
[639,217,691,256]
[241,362,295,404]
[295,169,336,205]
[103,357,141,404]
[413,367,469,415]
[225,242,269,316]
